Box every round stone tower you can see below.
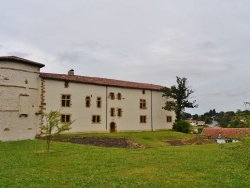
[0,56,44,141]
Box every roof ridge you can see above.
[40,72,165,90]
[0,56,45,67]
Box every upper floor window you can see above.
[92,115,101,123]
[64,81,69,88]
[97,97,102,108]
[86,96,91,107]
[110,108,115,117]
[117,108,122,117]
[61,95,71,107]
[117,93,122,100]
[142,89,145,94]
[61,114,71,123]
[167,116,172,123]
[140,115,147,123]
[140,99,147,109]
[110,92,115,100]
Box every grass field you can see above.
[0,131,249,188]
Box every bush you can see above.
[172,120,191,133]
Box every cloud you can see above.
[1,0,250,114]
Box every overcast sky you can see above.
[1,0,250,115]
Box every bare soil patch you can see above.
[39,137,144,149]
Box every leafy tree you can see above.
[205,117,212,124]
[162,76,198,122]
[192,114,199,121]
[182,112,192,120]
[41,110,74,152]
[172,120,191,133]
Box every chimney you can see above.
[68,69,74,75]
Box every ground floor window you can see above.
[61,114,71,123]
[92,115,101,123]
[140,115,147,123]
[167,116,172,122]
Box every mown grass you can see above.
[0,131,249,188]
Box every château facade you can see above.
[0,56,175,141]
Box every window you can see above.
[92,115,101,123]
[117,93,122,100]
[140,116,147,123]
[97,97,102,108]
[61,95,71,107]
[117,108,122,117]
[85,96,91,107]
[140,99,146,109]
[167,116,172,122]
[110,92,115,100]
[19,94,29,117]
[64,81,69,88]
[110,108,115,117]
[61,114,71,123]
[142,89,145,94]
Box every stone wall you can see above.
[0,61,41,141]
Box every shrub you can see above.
[172,120,191,133]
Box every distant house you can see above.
[202,128,250,144]
[197,121,205,126]
[190,120,197,126]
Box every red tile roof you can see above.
[202,128,250,139]
[40,72,165,91]
[0,56,45,68]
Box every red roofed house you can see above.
[202,128,250,144]
[0,56,175,141]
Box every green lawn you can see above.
[0,131,249,188]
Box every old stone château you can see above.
[0,56,175,141]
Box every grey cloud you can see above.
[1,0,250,114]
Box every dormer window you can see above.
[64,81,69,88]
[110,92,115,100]
[117,93,122,100]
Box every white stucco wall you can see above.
[0,61,41,141]
[43,80,107,133]
[42,79,174,133]
[152,91,175,130]
[106,87,152,132]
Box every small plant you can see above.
[172,120,191,133]
[41,110,73,152]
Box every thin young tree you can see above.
[162,76,198,122]
[41,110,73,152]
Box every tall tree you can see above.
[162,76,198,121]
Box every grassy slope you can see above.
[0,131,249,188]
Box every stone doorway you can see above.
[110,122,116,133]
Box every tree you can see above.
[192,114,199,121]
[41,110,74,152]
[162,76,198,122]
[205,117,212,125]
[172,120,191,133]
[182,112,192,120]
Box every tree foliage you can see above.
[162,76,198,122]
[41,110,74,152]
[172,120,191,133]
